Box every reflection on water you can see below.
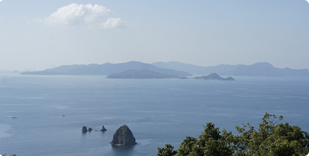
[112,145,136,156]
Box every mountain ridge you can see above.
[20,61,308,77]
[20,61,192,77]
[152,62,308,77]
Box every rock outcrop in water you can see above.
[82,126,88,133]
[111,125,137,146]
[100,126,107,131]
[83,125,107,132]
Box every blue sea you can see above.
[0,73,308,156]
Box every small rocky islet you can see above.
[81,125,136,146]
[82,125,107,133]
[110,125,137,146]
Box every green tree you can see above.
[175,136,197,156]
[236,113,309,156]
[157,144,177,156]
[157,113,309,156]
[195,122,233,156]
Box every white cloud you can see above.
[0,0,3,2]
[45,3,126,29]
[103,18,126,29]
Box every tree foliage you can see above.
[157,113,309,156]
[157,144,177,156]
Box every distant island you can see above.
[107,70,180,79]
[195,73,234,81]
[152,62,309,77]
[19,61,308,77]
[20,61,191,77]
[107,71,234,80]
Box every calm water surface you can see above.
[0,73,308,156]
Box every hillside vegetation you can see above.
[157,113,309,156]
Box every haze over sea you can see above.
[0,73,308,156]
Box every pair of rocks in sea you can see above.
[82,126,107,133]
[82,125,137,146]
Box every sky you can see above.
[0,0,308,71]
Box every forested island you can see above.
[107,70,180,79]
[106,71,235,80]
[194,73,234,81]
[20,61,191,77]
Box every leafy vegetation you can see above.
[157,113,309,156]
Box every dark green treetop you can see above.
[157,112,309,156]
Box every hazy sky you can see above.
[0,0,308,71]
